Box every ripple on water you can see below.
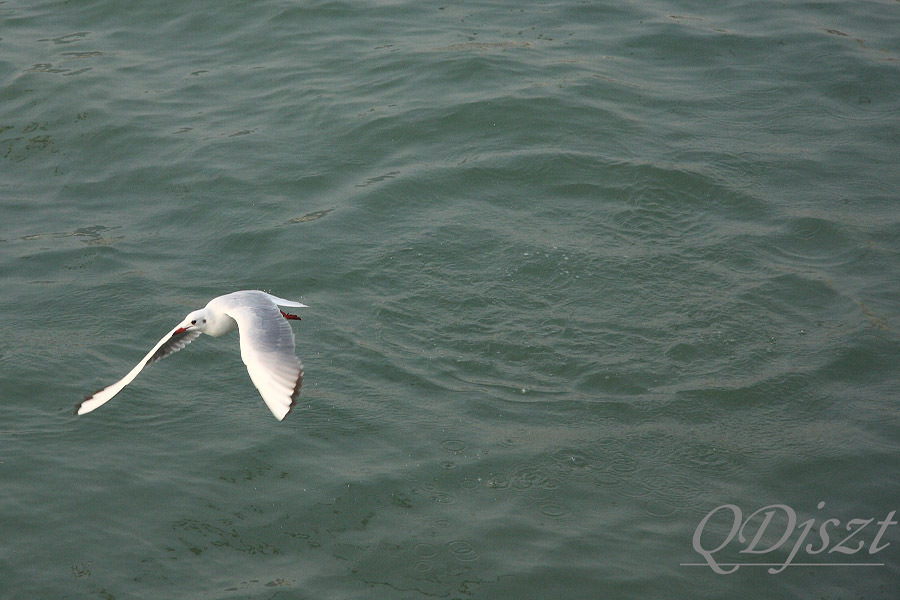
[509,463,559,492]
[430,491,454,504]
[458,478,479,490]
[441,439,467,454]
[413,542,438,558]
[614,477,657,500]
[643,498,679,518]
[763,215,860,271]
[538,501,570,519]
[447,540,480,563]
[591,447,641,485]
[509,494,538,510]
[682,442,745,473]
[548,448,592,469]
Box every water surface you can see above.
[2,0,899,597]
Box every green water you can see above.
[2,1,899,598]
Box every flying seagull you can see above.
[76,290,307,420]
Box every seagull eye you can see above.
[191,320,196,325]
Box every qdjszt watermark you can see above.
[683,502,897,574]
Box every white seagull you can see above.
[76,290,308,421]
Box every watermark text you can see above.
[683,502,896,574]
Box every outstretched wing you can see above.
[76,324,201,416]
[225,299,303,421]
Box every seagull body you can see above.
[76,290,307,420]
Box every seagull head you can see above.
[174,309,208,335]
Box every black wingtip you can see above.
[283,368,304,419]
[74,388,102,416]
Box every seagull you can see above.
[76,290,308,421]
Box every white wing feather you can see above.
[76,325,201,415]
[222,297,304,421]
